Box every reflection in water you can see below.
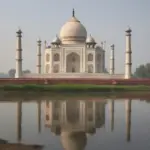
[125,99,132,142]
[109,99,115,132]
[66,101,80,124]
[16,100,42,142]
[44,100,106,150]
[1,98,136,150]
[37,101,41,133]
[17,101,22,142]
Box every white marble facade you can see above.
[44,10,105,74]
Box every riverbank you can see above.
[0,139,43,150]
[0,144,43,150]
[1,84,150,92]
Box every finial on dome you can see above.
[72,8,75,17]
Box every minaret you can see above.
[110,44,115,74]
[15,29,23,78]
[101,41,106,50]
[101,41,106,72]
[17,101,22,142]
[109,100,115,131]
[37,38,42,74]
[101,42,103,48]
[103,41,106,72]
[125,27,132,79]
[44,40,47,49]
[125,99,132,142]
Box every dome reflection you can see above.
[61,131,87,150]
[44,100,106,150]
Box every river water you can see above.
[0,93,150,150]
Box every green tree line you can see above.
[8,69,31,78]
[133,63,150,78]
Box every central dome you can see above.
[60,9,87,44]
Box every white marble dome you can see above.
[59,10,87,44]
[86,34,96,43]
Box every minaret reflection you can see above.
[109,99,115,131]
[37,101,41,133]
[125,99,132,142]
[44,100,106,150]
[17,101,22,143]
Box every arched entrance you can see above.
[66,52,80,73]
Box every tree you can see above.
[8,69,31,78]
[8,69,16,78]
[133,63,150,78]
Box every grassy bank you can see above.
[0,84,150,92]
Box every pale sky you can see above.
[0,0,149,73]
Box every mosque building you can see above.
[15,9,132,79]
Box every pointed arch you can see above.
[53,53,60,61]
[66,52,80,72]
[88,65,93,73]
[46,53,50,62]
[45,64,49,73]
[53,64,59,73]
[88,53,93,61]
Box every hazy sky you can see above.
[0,0,149,73]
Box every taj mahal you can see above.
[15,9,132,79]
